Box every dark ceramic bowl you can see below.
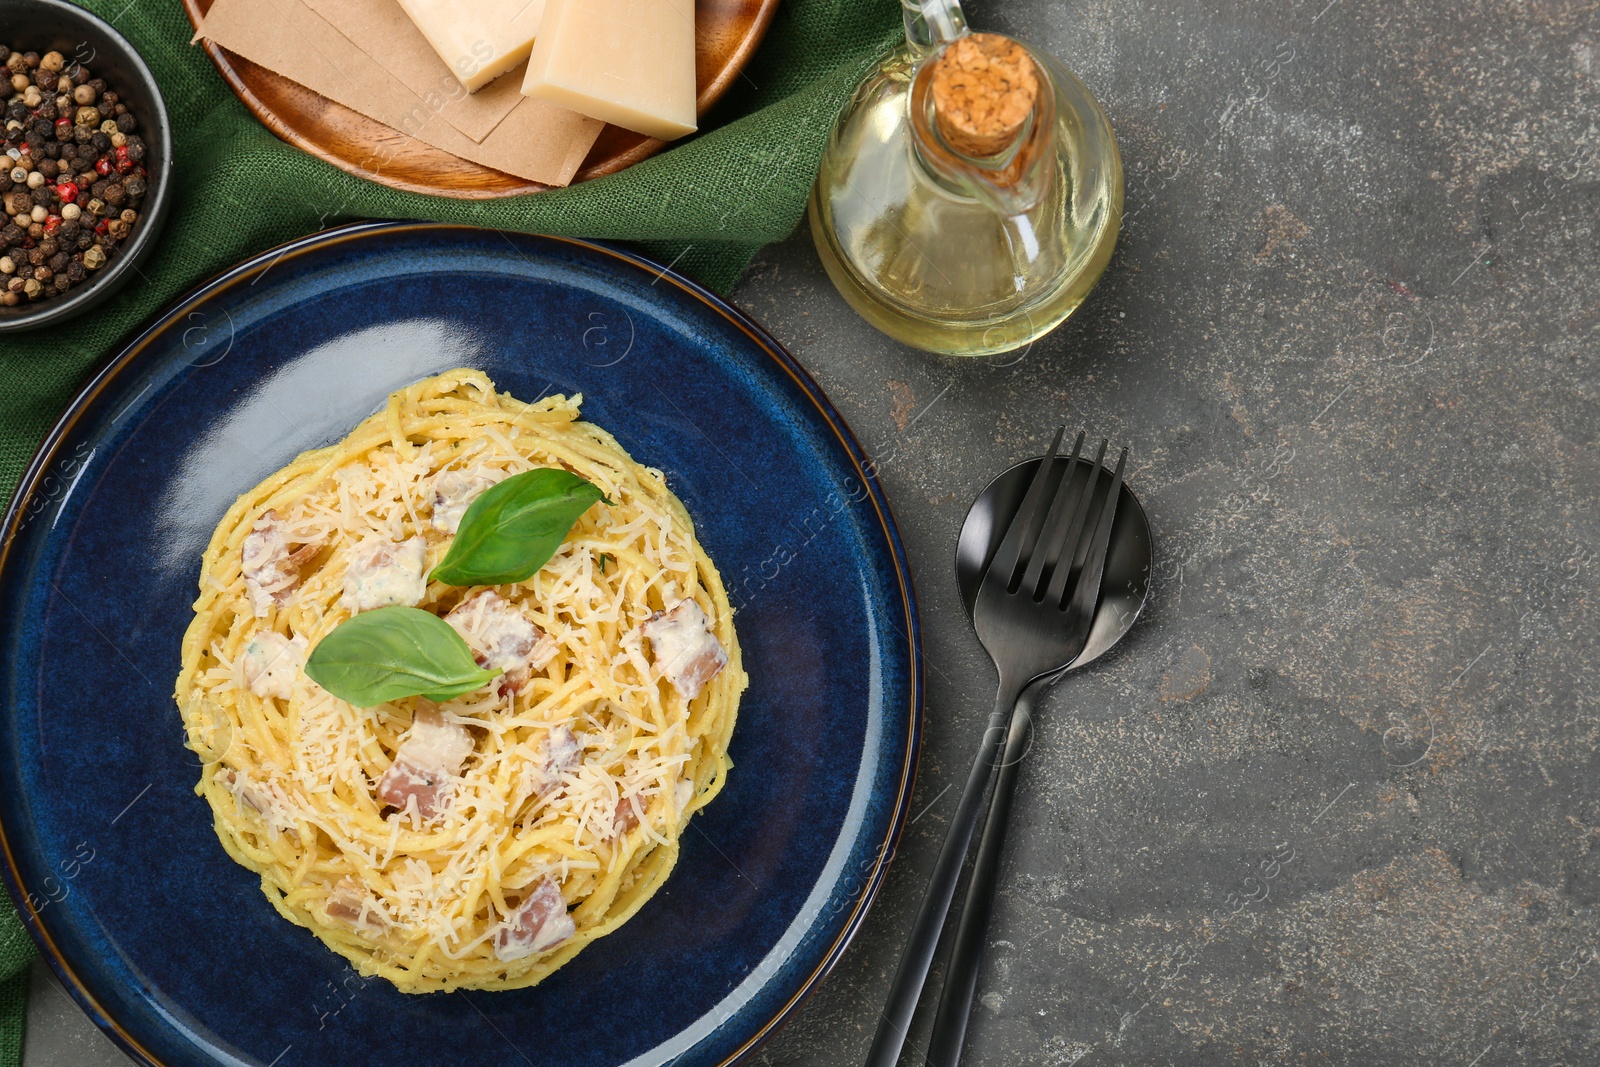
[0,0,171,333]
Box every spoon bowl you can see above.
[956,453,1153,669]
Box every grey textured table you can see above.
[23,0,1600,1063]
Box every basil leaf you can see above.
[430,468,606,586]
[305,605,499,707]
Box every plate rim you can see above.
[0,221,925,1067]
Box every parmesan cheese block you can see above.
[519,0,697,141]
[396,0,545,93]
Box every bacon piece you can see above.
[324,876,390,935]
[217,767,299,839]
[446,591,557,697]
[376,706,476,821]
[641,599,728,700]
[430,468,504,534]
[613,793,642,836]
[241,510,321,617]
[239,631,307,700]
[492,878,574,961]
[340,535,427,613]
[530,723,581,796]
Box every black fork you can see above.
[866,430,1129,1067]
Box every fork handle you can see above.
[925,690,1036,1066]
[864,679,1025,1067]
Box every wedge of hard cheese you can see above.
[396,0,544,92]
[520,0,696,141]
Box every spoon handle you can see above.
[864,680,1023,1067]
[924,691,1036,1066]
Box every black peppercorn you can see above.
[72,125,90,145]
[87,78,105,94]
[116,112,135,133]
[1,224,21,245]
[123,174,145,199]
[90,131,110,152]
[36,158,56,180]
[59,218,78,238]
[33,265,50,282]
[38,237,56,257]
[23,131,44,150]
[6,101,26,122]
[103,183,125,207]
[48,251,67,272]
[26,247,44,266]
[52,272,69,291]
[65,259,85,283]
[37,101,56,122]
[75,232,91,250]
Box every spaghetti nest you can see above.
[175,369,745,993]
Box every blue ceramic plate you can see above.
[0,223,922,1067]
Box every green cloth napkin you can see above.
[0,0,900,1057]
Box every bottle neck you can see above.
[908,39,1056,216]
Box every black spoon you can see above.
[932,451,1153,1064]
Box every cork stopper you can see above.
[929,33,1039,158]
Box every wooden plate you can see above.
[182,0,780,198]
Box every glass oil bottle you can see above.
[808,0,1123,356]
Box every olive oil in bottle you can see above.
[809,1,1123,356]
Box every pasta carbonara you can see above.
[174,369,745,992]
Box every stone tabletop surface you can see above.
[23,0,1600,1063]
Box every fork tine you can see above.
[983,426,1065,592]
[1058,445,1129,613]
[1020,433,1092,598]
[1044,440,1111,606]
[1035,438,1106,602]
